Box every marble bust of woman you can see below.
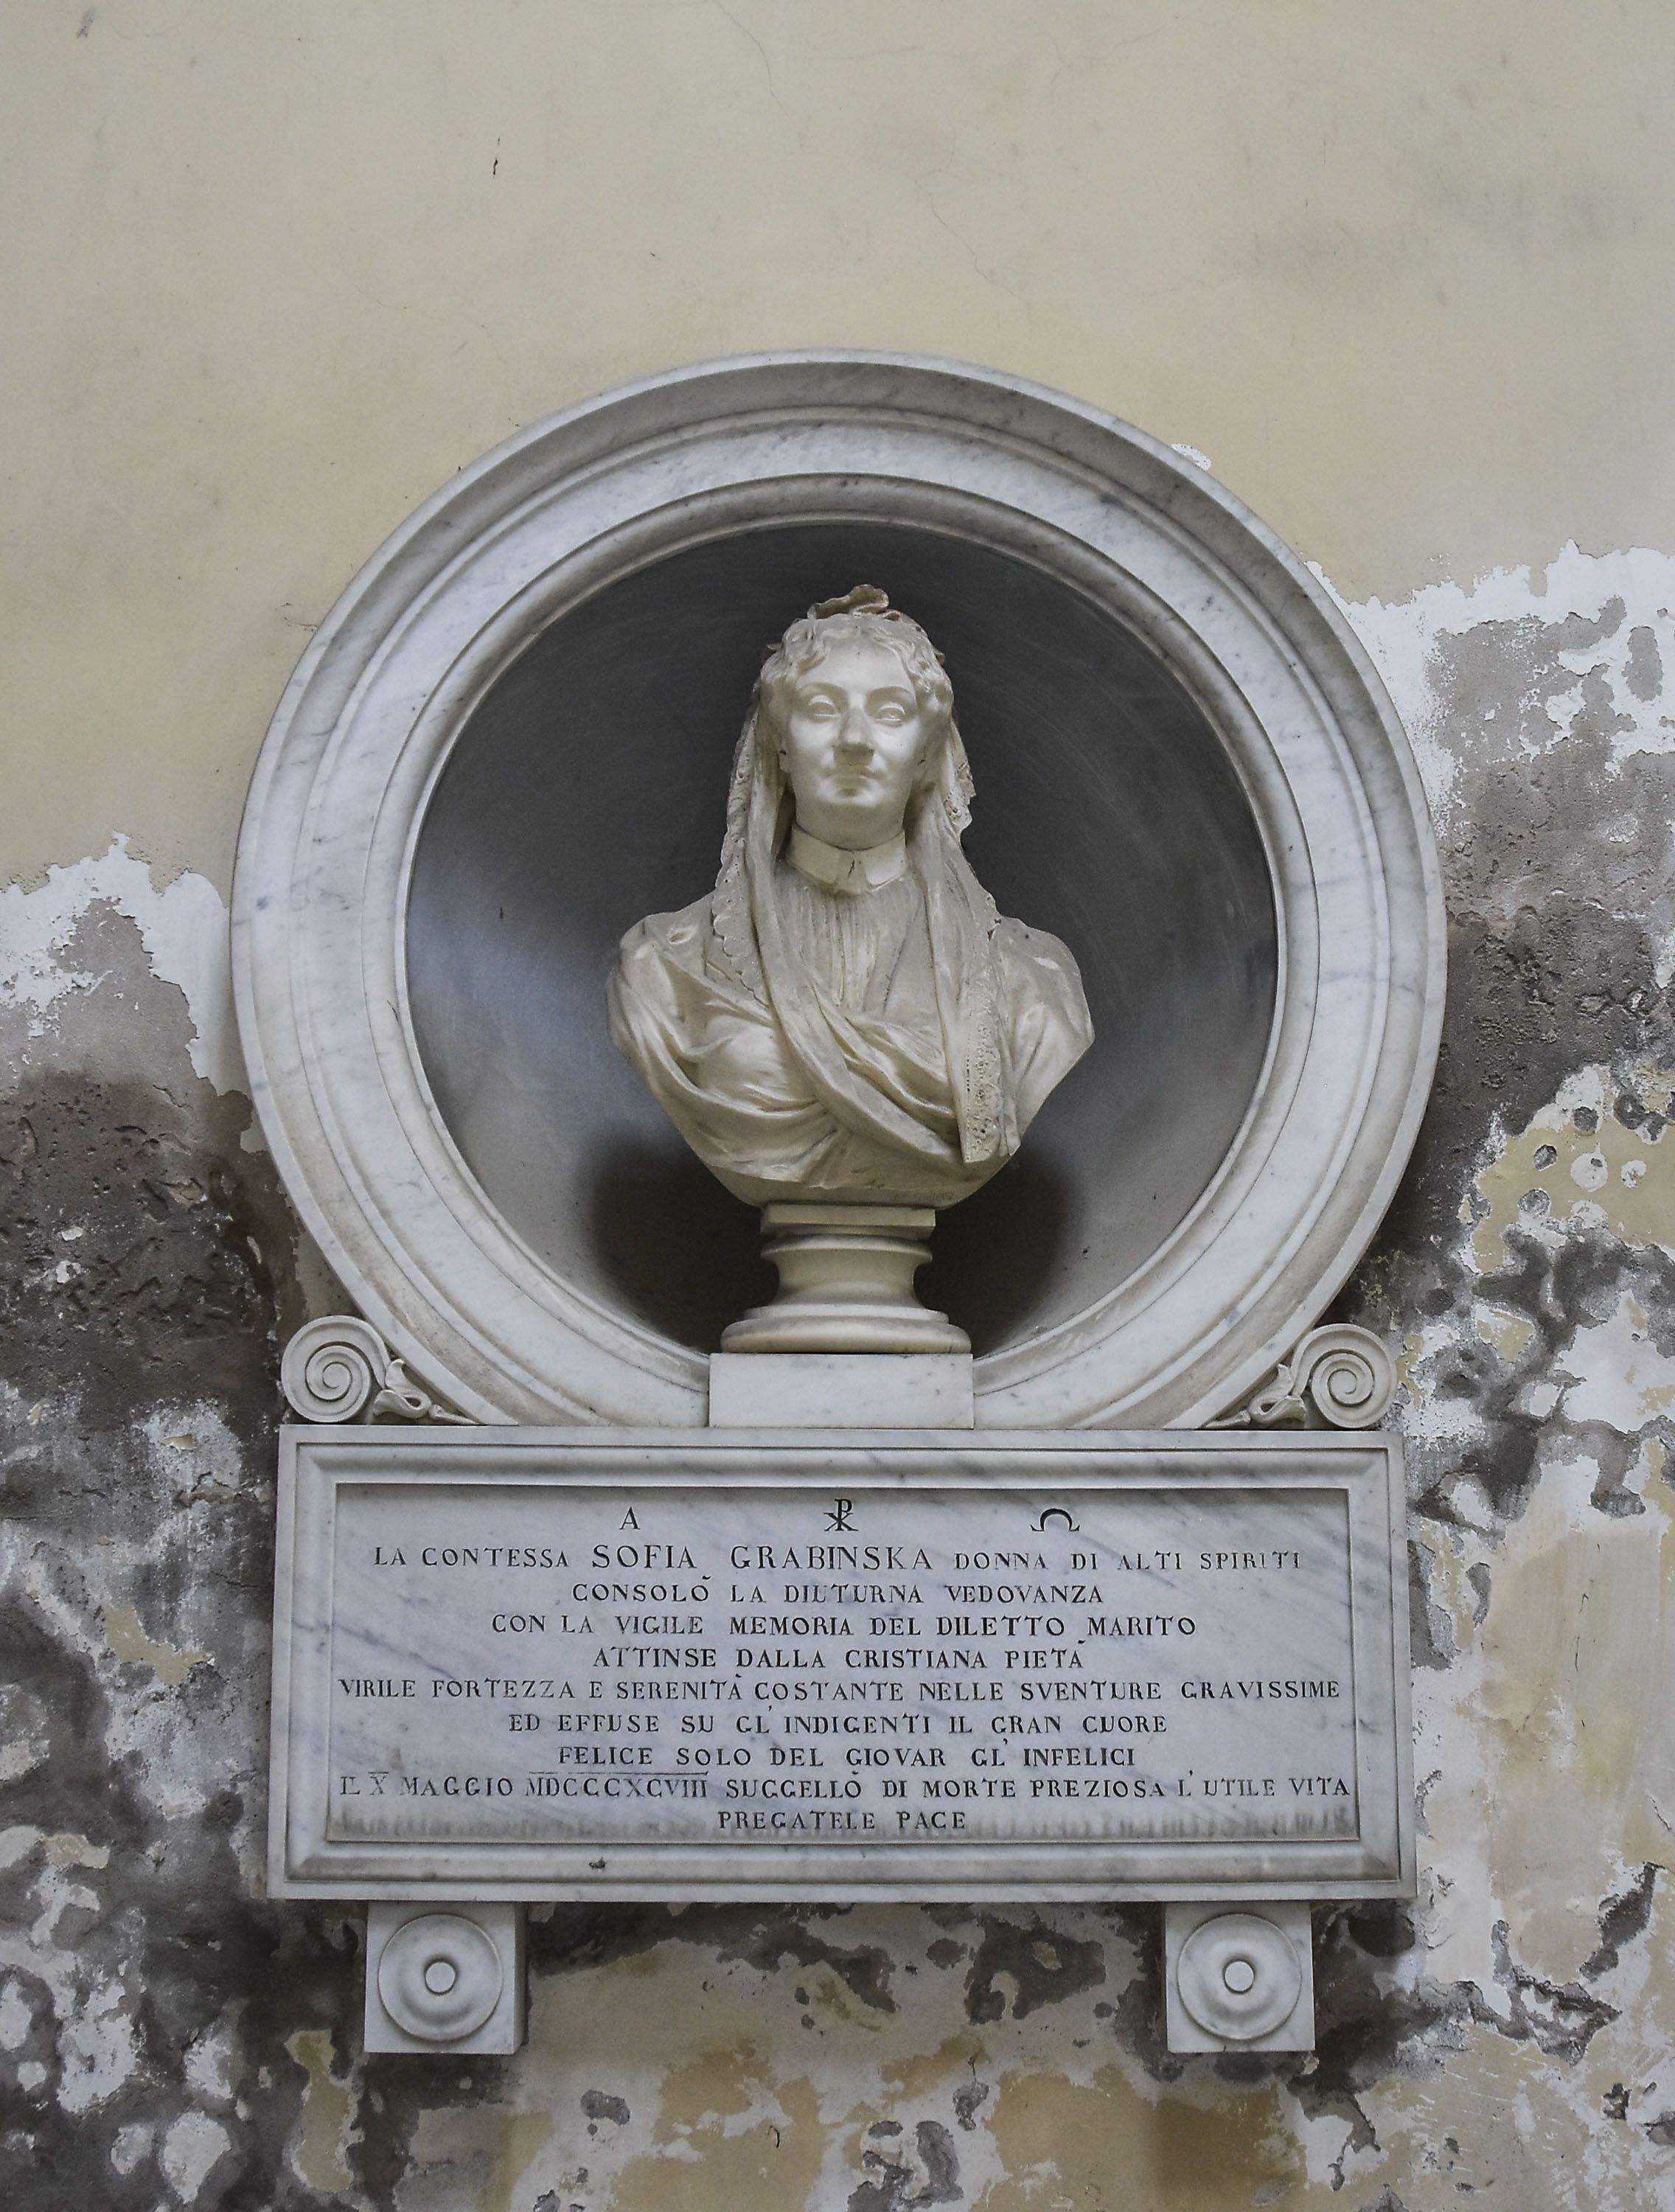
[607,586,1093,1232]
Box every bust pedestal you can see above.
[718,1203,970,1355]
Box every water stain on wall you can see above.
[4,550,1675,2206]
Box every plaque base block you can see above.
[1163,1901,1315,2052]
[364,1902,526,2053]
[708,1351,974,1427]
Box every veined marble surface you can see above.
[707,1352,975,1427]
[270,1426,1412,1904]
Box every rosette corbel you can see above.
[1206,1324,1396,1432]
[279,1316,474,1426]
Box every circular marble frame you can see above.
[233,353,1444,1427]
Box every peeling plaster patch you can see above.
[1336,543,1675,820]
[0,1685,52,1784]
[159,2109,232,2202]
[1314,540,1675,2208]
[109,2121,153,2177]
[981,2065,1303,2210]
[0,896,310,1439]
[285,2028,358,2197]
[1583,1863,1661,1983]
[55,1971,141,2115]
[1412,1518,1491,1664]
[1352,2010,1675,2211]
[487,1910,1152,2211]
[0,836,243,1094]
[852,2114,961,2207]
[1470,1063,1675,1272]
[1334,549,1675,1054]
[139,1402,250,1509]
[0,1827,38,1874]
[964,1916,1105,2023]
[951,2073,990,2131]
[0,851,338,2208]
[1413,1445,1674,1992]
[1399,1368,1488,1450]
[102,1604,209,1687]
[0,1978,32,2050]
[1382,1037,1675,1538]
[1475,1302,1537,1362]
[183,2012,240,2108]
[1558,1293,1675,1431]
[43,1832,110,1874]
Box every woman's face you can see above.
[777,636,930,852]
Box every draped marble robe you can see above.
[607,688,1093,1211]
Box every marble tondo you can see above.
[607,586,1093,1352]
[234,355,1444,1423]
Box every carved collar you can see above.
[787,825,909,894]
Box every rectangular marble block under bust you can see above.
[268,1427,1414,1905]
[707,1352,975,1427]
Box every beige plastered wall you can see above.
[6,8,1675,2212]
[4,0,1674,896]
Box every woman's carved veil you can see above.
[608,585,1092,1210]
[710,587,1014,1175]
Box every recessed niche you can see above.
[405,523,1278,1358]
[236,354,1440,1425]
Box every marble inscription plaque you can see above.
[271,1431,1412,1902]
